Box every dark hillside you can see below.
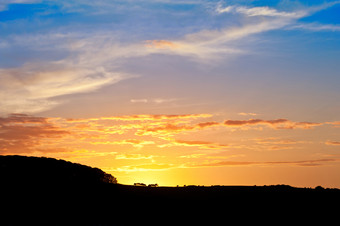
[1,155,339,225]
[0,155,117,186]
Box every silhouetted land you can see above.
[1,155,339,225]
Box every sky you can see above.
[1,0,340,187]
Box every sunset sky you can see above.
[1,0,340,187]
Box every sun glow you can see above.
[1,0,340,188]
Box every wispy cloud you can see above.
[238,112,258,116]
[216,4,307,18]
[159,139,229,150]
[102,114,213,121]
[0,0,41,11]
[151,1,340,60]
[130,98,177,104]
[327,121,340,127]
[91,139,155,148]
[195,158,338,168]
[0,33,138,114]
[115,163,176,172]
[325,141,340,146]
[290,23,340,32]
[224,119,322,130]
[115,154,155,160]
[2,1,339,114]
[0,61,128,114]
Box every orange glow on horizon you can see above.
[1,113,340,188]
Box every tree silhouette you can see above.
[0,155,117,186]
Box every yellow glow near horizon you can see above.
[1,113,340,188]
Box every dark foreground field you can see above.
[1,155,339,225]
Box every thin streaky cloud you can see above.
[195,158,338,168]
[290,23,340,32]
[0,0,41,11]
[325,141,340,146]
[224,119,322,130]
[216,5,307,18]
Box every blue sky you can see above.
[1,0,340,118]
[1,0,340,186]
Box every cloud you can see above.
[55,114,218,139]
[224,119,322,130]
[196,158,338,168]
[103,114,212,121]
[116,163,176,172]
[159,139,228,150]
[196,121,220,128]
[0,113,48,124]
[216,1,340,19]
[140,3,315,60]
[325,141,340,146]
[0,32,146,114]
[147,16,292,60]
[52,114,216,143]
[0,114,69,154]
[2,1,339,114]
[327,121,340,127]
[130,98,177,104]
[91,139,155,148]
[139,121,220,137]
[255,138,304,145]
[115,154,154,160]
[238,112,258,116]
[130,99,148,103]
[179,153,206,159]
[216,5,307,18]
[0,0,41,11]
[290,23,340,32]
[0,58,131,114]
[145,40,179,49]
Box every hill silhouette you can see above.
[0,155,117,186]
[1,155,339,225]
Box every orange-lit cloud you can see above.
[238,112,258,116]
[195,158,338,167]
[91,139,155,148]
[116,163,176,172]
[254,137,306,145]
[0,114,69,154]
[160,139,229,150]
[0,113,48,124]
[224,118,322,129]
[115,154,154,160]
[325,141,340,146]
[103,114,212,121]
[179,154,206,159]
[196,121,220,128]
[327,121,340,127]
[143,124,195,134]
[145,40,178,49]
